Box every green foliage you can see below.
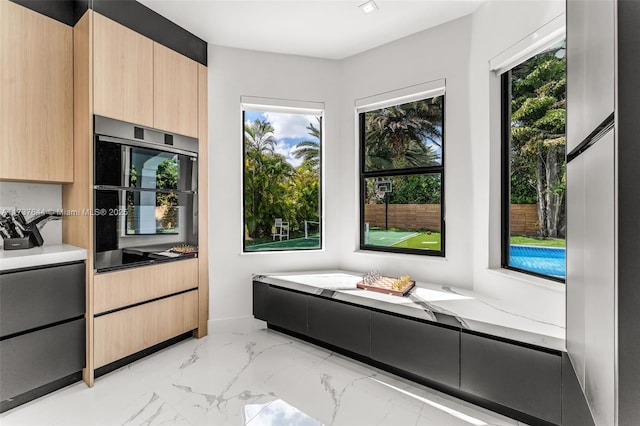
[383,175,441,204]
[509,42,566,238]
[155,159,178,228]
[364,97,442,170]
[244,119,277,153]
[292,119,321,171]
[243,118,321,241]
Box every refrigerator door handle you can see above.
[567,112,615,163]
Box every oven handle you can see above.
[97,135,198,158]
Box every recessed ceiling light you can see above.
[359,0,379,14]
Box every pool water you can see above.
[510,245,566,279]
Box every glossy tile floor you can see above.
[1,319,527,426]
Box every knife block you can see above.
[2,227,43,250]
[2,236,34,250]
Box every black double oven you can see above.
[93,116,199,272]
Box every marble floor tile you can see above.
[1,320,527,426]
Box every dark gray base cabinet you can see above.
[371,311,459,389]
[0,262,85,337]
[308,296,370,357]
[0,318,85,402]
[253,281,573,425]
[0,261,86,411]
[266,286,308,335]
[460,332,561,425]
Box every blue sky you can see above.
[244,110,320,167]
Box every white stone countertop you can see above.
[0,244,87,272]
[254,270,566,352]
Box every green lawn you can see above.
[510,235,566,248]
[245,236,320,251]
[367,228,441,251]
[391,232,441,250]
[366,229,417,247]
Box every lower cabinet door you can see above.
[0,318,85,401]
[371,312,460,388]
[252,281,269,321]
[93,258,198,314]
[307,296,370,356]
[266,286,308,335]
[94,290,198,368]
[460,332,561,424]
[0,262,85,337]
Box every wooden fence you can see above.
[364,204,441,231]
[509,204,539,237]
[364,203,539,236]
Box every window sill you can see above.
[353,248,447,261]
[486,267,566,293]
[240,248,325,256]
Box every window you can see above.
[242,106,322,252]
[359,95,445,256]
[501,40,566,281]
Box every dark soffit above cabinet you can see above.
[9,0,207,66]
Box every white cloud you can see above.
[274,140,303,168]
[264,112,317,140]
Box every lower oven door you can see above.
[94,189,196,271]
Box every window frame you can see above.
[241,107,324,253]
[358,95,446,257]
[500,63,566,284]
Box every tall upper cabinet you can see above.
[0,1,73,182]
[154,43,198,137]
[92,12,198,137]
[93,13,154,128]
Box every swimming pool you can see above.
[509,245,566,279]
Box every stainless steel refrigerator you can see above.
[566,0,640,425]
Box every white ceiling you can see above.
[139,0,484,60]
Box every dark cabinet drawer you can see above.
[0,318,85,401]
[308,297,370,356]
[252,281,269,321]
[0,262,85,337]
[266,286,308,335]
[371,311,460,388]
[460,332,561,425]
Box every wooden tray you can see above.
[170,245,198,255]
[356,276,415,297]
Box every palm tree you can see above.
[364,98,442,170]
[244,119,277,154]
[292,118,321,171]
[244,118,278,239]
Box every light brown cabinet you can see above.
[93,13,154,128]
[0,1,73,182]
[67,9,208,386]
[93,258,198,314]
[94,290,198,368]
[92,12,198,137]
[154,43,198,137]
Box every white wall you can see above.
[0,182,62,248]
[467,0,566,325]
[336,15,475,288]
[208,46,342,321]
[208,2,569,325]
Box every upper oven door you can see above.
[94,136,197,192]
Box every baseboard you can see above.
[206,316,266,334]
